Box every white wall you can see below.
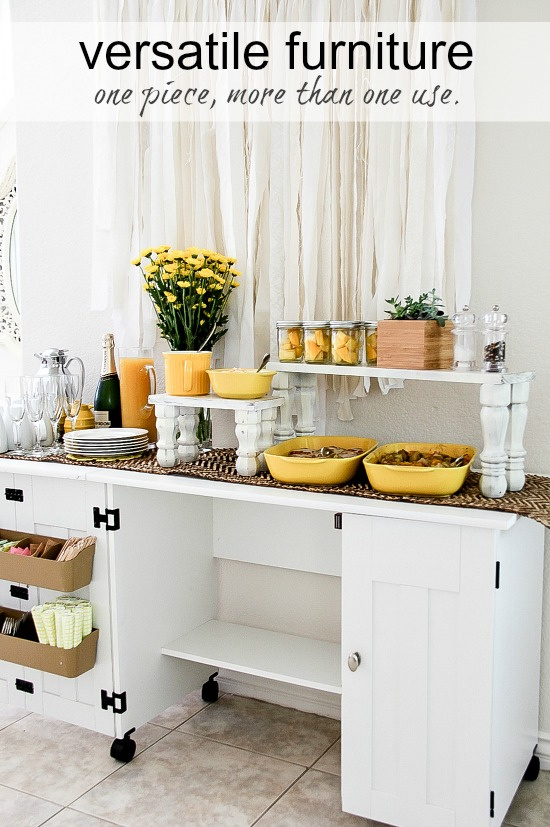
[11,0,550,730]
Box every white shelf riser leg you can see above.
[505,382,530,492]
[479,383,511,498]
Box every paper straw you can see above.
[73,605,83,647]
[31,605,49,645]
[62,610,75,650]
[82,602,93,637]
[42,610,56,646]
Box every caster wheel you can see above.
[202,671,219,703]
[110,728,137,763]
[523,754,540,782]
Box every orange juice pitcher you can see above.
[119,348,157,441]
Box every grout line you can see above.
[249,767,310,826]
[170,727,319,769]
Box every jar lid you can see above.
[451,306,476,326]
[329,321,364,328]
[364,320,378,327]
[276,320,302,328]
[480,305,507,326]
[302,321,330,327]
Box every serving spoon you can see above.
[256,352,271,373]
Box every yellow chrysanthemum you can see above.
[229,268,242,277]
[199,268,214,279]
[144,264,158,274]
[196,287,206,295]
[214,284,224,291]
[140,247,153,258]
[201,302,207,308]
[131,257,141,266]
[218,263,228,272]
[142,283,150,291]
[164,292,177,303]
[153,245,171,253]
[199,319,205,325]
[164,263,179,273]
[231,280,240,287]
[178,280,191,288]
[171,250,186,259]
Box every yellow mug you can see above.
[163,351,212,396]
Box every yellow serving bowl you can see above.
[363,442,476,497]
[264,436,378,485]
[207,369,276,400]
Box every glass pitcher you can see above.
[119,348,157,441]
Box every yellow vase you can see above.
[163,351,212,396]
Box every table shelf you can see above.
[162,620,342,694]
[268,361,534,385]
[269,362,535,499]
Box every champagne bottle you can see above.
[94,333,122,428]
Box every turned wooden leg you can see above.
[154,403,180,468]
[294,373,317,437]
[177,407,200,463]
[479,383,511,498]
[272,372,295,442]
[235,409,262,476]
[257,407,278,472]
[505,381,530,491]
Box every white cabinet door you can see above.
[105,484,215,737]
[341,513,497,827]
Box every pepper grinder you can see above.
[451,306,477,371]
[480,305,508,372]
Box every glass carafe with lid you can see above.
[451,306,477,371]
[34,348,85,388]
[480,305,507,372]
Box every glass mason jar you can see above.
[276,322,304,362]
[303,322,331,364]
[480,305,507,373]
[330,322,364,365]
[451,306,477,371]
[364,322,378,365]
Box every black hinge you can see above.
[490,790,495,818]
[334,513,342,530]
[15,678,34,694]
[495,561,500,590]
[10,584,29,600]
[93,507,120,531]
[101,689,127,714]
[5,487,24,502]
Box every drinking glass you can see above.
[63,372,83,434]
[5,376,26,455]
[23,376,45,457]
[43,375,65,454]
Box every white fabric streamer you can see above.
[92,0,476,423]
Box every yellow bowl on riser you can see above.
[264,436,378,485]
[207,369,276,400]
[363,442,476,497]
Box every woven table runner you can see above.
[8,448,550,529]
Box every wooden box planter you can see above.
[376,320,454,370]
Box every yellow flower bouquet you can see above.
[132,245,241,351]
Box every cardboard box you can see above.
[0,606,98,677]
[0,529,95,591]
[377,320,454,370]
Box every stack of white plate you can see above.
[63,428,149,457]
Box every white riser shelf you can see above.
[162,620,341,694]
[268,362,535,499]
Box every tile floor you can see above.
[0,691,547,826]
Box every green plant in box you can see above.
[385,289,448,327]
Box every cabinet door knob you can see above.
[347,652,361,672]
